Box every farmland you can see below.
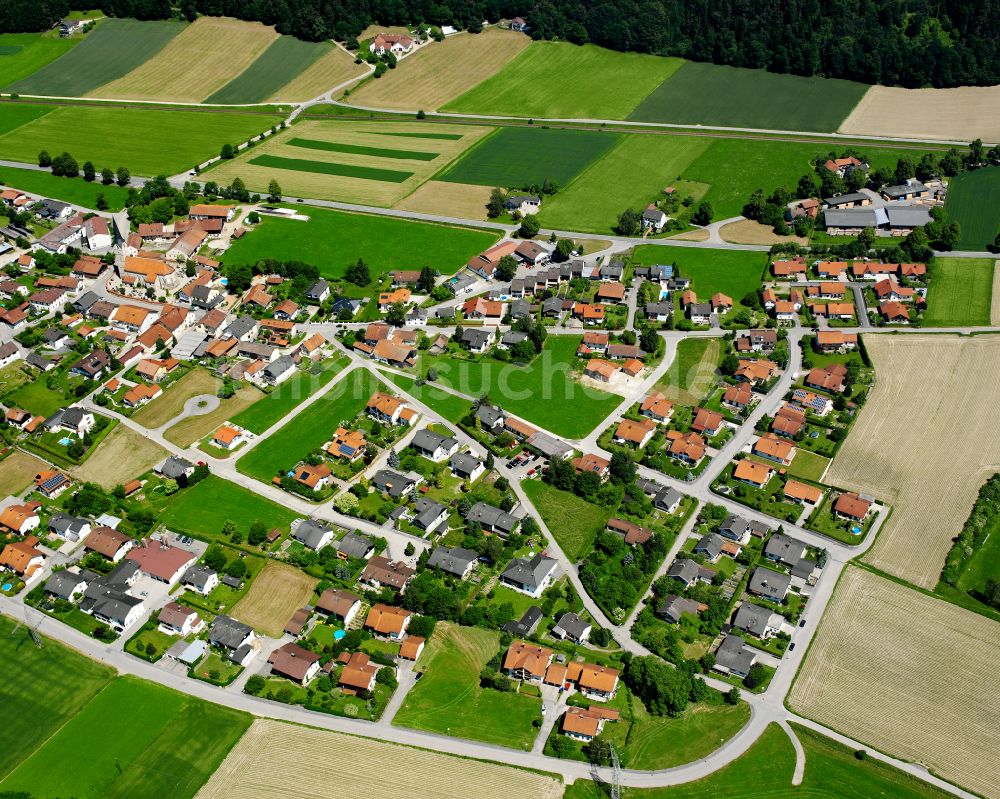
[631,246,767,301]
[522,478,611,560]
[394,180,495,220]
[70,424,168,489]
[196,718,562,799]
[220,204,497,279]
[653,338,722,406]
[206,36,332,104]
[826,335,1000,588]
[922,257,994,326]
[0,32,78,88]
[0,105,284,176]
[437,125,621,188]
[790,566,1000,799]
[350,29,530,112]
[0,162,130,210]
[269,47,367,102]
[133,367,220,429]
[944,166,1000,250]
[6,19,185,97]
[629,61,867,132]
[0,101,54,136]
[444,41,682,120]
[393,622,544,749]
[232,561,317,637]
[0,450,48,497]
[89,17,279,103]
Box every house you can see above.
[603,517,652,546]
[475,404,505,431]
[572,662,620,701]
[411,428,459,462]
[873,279,915,303]
[44,570,89,602]
[551,612,591,644]
[733,458,774,488]
[879,300,910,323]
[122,383,161,408]
[638,391,674,424]
[783,479,823,505]
[291,462,332,492]
[666,558,716,588]
[735,330,777,353]
[824,156,867,177]
[815,330,858,353]
[208,615,257,665]
[667,430,705,465]
[765,532,807,568]
[84,527,134,562]
[642,206,668,231]
[338,651,382,693]
[181,565,219,596]
[645,301,672,322]
[167,229,207,261]
[719,515,751,543]
[657,594,707,624]
[747,566,791,602]
[514,239,549,265]
[691,407,724,437]
[465,502,519,536]
[510,16,528,31]
[158,456,195,481]
[370,33,414,55]
[292,519,335,551]
[736,358,778,386]
[326,427,367,461]
[31,469,70,499]
[733,602,784,639]
[834,492,872,521]
[687,302,712,324]
[504,640,553,681]
[752,433,795,465]
[572,453,610,480]
[211,425,244,450]
[613,418,656,448]
[723,383,753,411]
[504,195,541,215]
[360,556,415,593]
[693,533,728,562]
[596,282,626,304]
[371,469,418,499]
[269,642,321,685]
[126,540,196,586]
[792,388,833,416]
[805,364,848,393]
[367,392,417,426]
[713,634,758,679]
[528,431,574,461]
[189,204,235,222]
[500,552,557,597]
[652,486,684,513]
[881,179,929,201]
[364,603,412,638]
[771,258,807,279]
[79,564,145,633]
[48,513,91,542]
[158,602,204,636]
[378,287,411,310]
[369,338,417,368]
[410,498,449,533]
[305,280,330,304]
[316,588,361,625]
[466,240,519,279]
[399,636,425,661]
[427,546,478,579]
[503,607,543,637]
[449,451,485,482]
[0,540,44,577]
[584,359,617,383]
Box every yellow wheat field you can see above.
[269,47,368,102]
[196,718,564,799]
[89,17,278,103]
[350,29,530,111]
[826,334,1000,587]
[231,561,316,637]
[791,566,1000,799]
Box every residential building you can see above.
[500,552,557,597]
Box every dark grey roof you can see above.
[791,558,817,579]
[720,515,750,540]
[461,328,493,349]
[80,589,142,625]
[466,502,518,535]
[160,456,194,480]
[693,533,724,560]
[306,280,329,299]
[44,406,91,430]
[653,487,683,510]
[263,355,295,381]
[823,192,869,206]
[209,614,253,649]
[371,469,417,499]
[449,451,483,478]
[748,566,791,600]
[337,531,374,559]
[541,297,563,314]
[412,428,458,455]
[734,602,782,635]
[688,302,712,316]
[221,574,243,589]
[104,559,140,589]
[182,565,217,592]
[502,606,542,636]
[657,594,702,623]
[882,181,928,198]
[885,206,931,227]
[475,404,504,427]
[48,514,88,538]
[26,352,54,370]
[764,533,805,566]
[434,305,456,318]
[501,552,556,589]
[553,611,590,640]
[645,302,672,316]
[294,519,333,550]
[427,545,478,577]
[715,634,757,676]
[500,330,527,346]
[823,207,888,228]
[508,299,531,318]
[44,570,88,600]
[223,316,257,339]
[527,431,573,460]
[600,262,623,279]
[667,558,715,585]
[412,498,448,531]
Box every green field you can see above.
[945,166,1000,250]
[0,104,284,175]
[158,474,299,538]
[0,101,54,135]
[923,257,994,326]
[444,42,683,120]
[632,246,767,300]
[522,479,611,560]
[0,32,79,88]
[421,336,621,438]
[380,372,474,423]
[6,18,185,96]
[786,449,831,482]
[654,337,722,406]
[0,163,130,211]
[437,125,620,188]
[229,357,348,434]
[289,137,439,161]
[944,508,1000,610]
[394,622,542,748]
[221,204,497,279]
[236,368,383,482]
[205,36,331,104]
[628,61,868,132]
[249,153,414,182]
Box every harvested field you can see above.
[89,17,279,103]
[992,263,1000,325]
[670,229,710,241]
[195,718,563,799]
[71,425,168,489]
[359,24,412,40]
[790,566,1000,799]
[269,46,367,101]
[133,368,220,430]
[840,84,1000,143]
[231,561,317,637]
[827,334,1000,587]
[394,180,492,219]
[0,450,47,497]
[718,219,807,245]
[164,384,263,448]
[350,29,530,112]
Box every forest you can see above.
[2,0,999,88]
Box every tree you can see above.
[726,687,741,705]
[225,557,248,579]
[248,520,267,546]
[609,450,636,484]
[38,150,51,168]
[220,143,236,159]
[82,161,95,182]
[245,675,266,695]
[691,201,714,226]
[494,255,518,282]
[518,214,540,238]
[416,266,436,293]
[345,258,370,286]
[743,663,769,689]
[101,167,114,185]
[385,301,407,326]
[203,544,227,572]
[640,326,659,353]
[486,187,506,218]
[615,207,642,236]
[115,166,130,186]
[574,469,602,500]
[95,193,108,211]
[267,178,282,203]
[624,655,693,716]
[551,238,574,263]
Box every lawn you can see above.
[422,336,621,438]
[786,448,831,482]
[205,36,332,104]
[945,508,1000,610]
[394,622,542,749]
[0,101,54,136]
[4,374,74,417]
[654,338,721,406]
[923,257,994,326]
[6,18,185,96]
[221,204,497,279]
[229,357,348,434]
[444,41,683,120]
[628,60,868,132]
[437,125,621,189]
[944,165,1000,250]
[380,372,473,423]
[248,153,414,182]
[0,32,79,88]
[0,162,129,210]
[0,104,284,176]
[132,367,219,429]
[632,245,767,301]
[236,368,383,482]
[521,479,611,560]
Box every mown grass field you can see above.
[0,99,55,135]
[133,367,219,429]
[0,450,47,497]
[206,36,332,104]
[380,372,474,423]
[444,41,683,120]
[221,204,497,278]
[0,163,130,210]
[628,60,868,132]
[944,166,1000,250]
[0,31,79,88]
[7,18,185,96]
[164,383,263,447]
[521,478,611,559]
[632,245,767,300]
[158,474,299,539]
[232,561,317,637]
[438,125,620,189]
[269,46,367,102]
[0,104,283,176]
[923,257,994,326]
[394,622,543,748]
[654,337,722,406]
[249,153,415,182]
[230,357,348,434]
[71,423,168,489]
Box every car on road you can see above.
[798,619,806,627]
[789,642,796,651]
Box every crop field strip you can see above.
[791,566,1000,799]
[943,165,1000,250]
[288,137,440,160]
[268,46,367,102]
[374,130,463,140]
[6,19,185,97]
[248,154,415,183]
[0,101,55,135]
[0,32,79,91]
[205,36,332,104]
[393,180,495,220]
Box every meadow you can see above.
[0,100,54,135]
[269,46,367,102]
[944,166,1000,250]
[205,36,332,104]
[220,204,497,278]
[164,383,263,447]
[632,245,767,300]
[249,153,415,182]
[521,478,611,560]
[437,125,620,189]
[923,257,994,326]
[232,561,317,636]
[0,31,79,88]
[628,61,868,132]
[157,475,299,539]
[0,104,284,176]
[653,338,722,406]
[444,41,683,120]
[70,424,168,489]
[0,163,130,210]
[230,357,349,434]
[6,18,185,97]
[0,450,47,497]
[380,372,474,423]
[133,367,219,429]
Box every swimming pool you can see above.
[58,437,73,446]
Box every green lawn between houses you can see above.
[380,371,474,423]
[393,622,542,749]
[944,165,1000,251]
[204,36,332,104]
[0,163,130,211]
[653,337,722,407]
[521,478,612,561]
[632,246,767,303]
[923,257,994,327]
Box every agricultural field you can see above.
[206,36,333,104]
[132,367,220,429]
[944,166,1000,251]
[394,180,495,220]
[90,17,278,103]
[653,338,722,406]
[232,561,317,636]
[6,19,185,97]
[632,246,767,301]
[0,104,284,176]
[206,119,492,206]
[0,101,55,136]
[922,257,994,326]
[826,335,1000,588]
[790,566,1000,799]
[196,718,562,799]
[0,31,79,88]
[444,41,682,120]
[269,46,368,102]
[380,372,473,423]
[522,478,611,560]
[0,162,130,210]
[350,29,530,112]
[393,622,544,749]
[0,450,47,496]
[628,61,868,132]
[221,204,497,279]
[840,84,1000,143]
[70,424,168,489]
[718,219,807,245]
[437,125,621,188]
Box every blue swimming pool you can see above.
[1,583,12,592]
[334,629,346,640]
[58,437,73,446]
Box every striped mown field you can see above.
[206,36,333,104]
[268,46,367,101]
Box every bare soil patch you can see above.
[71,425,168,489]
[718,219,807,245]
[0,450,48,497]
[394,180,492,219]
[231,561,316,637]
